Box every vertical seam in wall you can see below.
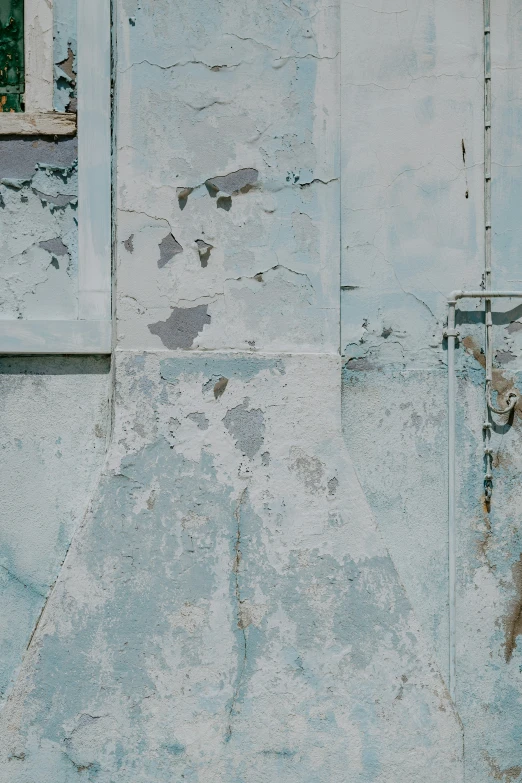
[338,0,342,359]
[109,0,117,434]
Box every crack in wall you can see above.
[117,59,243,75]
[0,564,46,598]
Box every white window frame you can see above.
[0,0,76,134]
[0,0,112,354]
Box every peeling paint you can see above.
[206,168,259,196]
[158,233,183,268]
[148,305,211,349]
[0,354,462,782]
[223,399,265,459]
[213,376,229,399]
[195,239,212,267]
[0,0,505,779]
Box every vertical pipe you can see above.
[482,0,517,430]
[445,292,521,704]
[447,299,457,703]
[484,0,493,408]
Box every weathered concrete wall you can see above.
[341,0,522,781]
[0,0,111,722]
[0,354,462,781]
[0,356,111,706]
[3,0,522,779]
[0,0,466,780]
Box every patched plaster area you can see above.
[0,353,463,782]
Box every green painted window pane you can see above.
[0,0,24,112]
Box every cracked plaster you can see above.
[340,1,522,780]
[1,0,518,780]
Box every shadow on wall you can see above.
[0,354,110,375]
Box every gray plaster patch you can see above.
[345,357,374,371]
[195,239,212,268]
[158,234,183,268]
[148,305,211,349]
[206,168,258,195]
[187,412,209,430]
[261,451,270,466]
[216,196,232,211]
[223,400,265,458]
[39,237,69,257]
[496,350,516,364]
[123,234,134,253]
[290,447,324,493]
[0,138,78,179]
[507,321,522,334]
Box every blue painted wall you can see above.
[1,1,522,781]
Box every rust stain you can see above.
[484,750,522,782]
[462,335,486,368]
[477,509,494,570]
[492,449,512,469]
[504,554,522,663]
[213,377,228,399]
[462,335,522,420]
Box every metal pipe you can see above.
[448,290,522,300]
[445,289,522,704]
[442,0,520,711]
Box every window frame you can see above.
[0,0,76,133]
[0,0,112,354]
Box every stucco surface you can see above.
[340,0,522,780]
[0,0,467,778]
[0,356,111,706]
[116,0,340,353]
[0,353,462,782]
[3,0,522,779]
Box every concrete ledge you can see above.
[0,320,112,354]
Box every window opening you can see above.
[0,0,24,112]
